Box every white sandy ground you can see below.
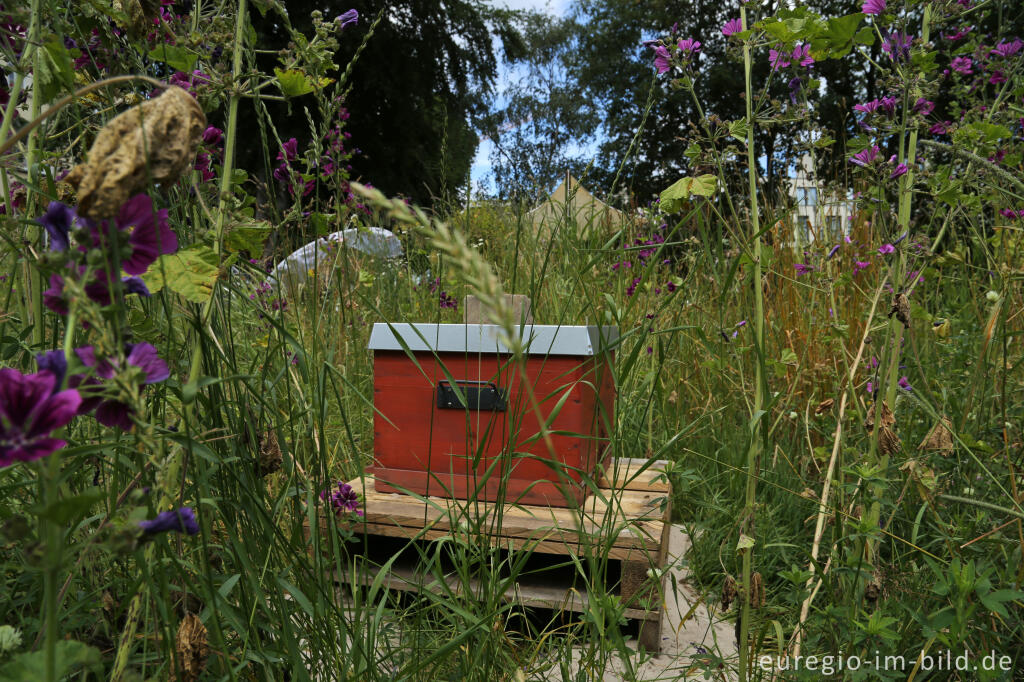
[531,525,739,681]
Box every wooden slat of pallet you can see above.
[599,457,670,492]
[345,470,670,559]
[341,563,658,622]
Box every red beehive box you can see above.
[368,323,617,507]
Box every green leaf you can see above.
[225,220,274,255]
[148,44,198,72]
[33,489,104,525]
[37,38,75,103]
[274,68,333,97]
[141,244,221,303]
[955,122,1011,145]
[659,174,718,212]
[0,640,101,681]
[811,13,864,59]
[736,534,755,553]
[853,26,875,46]
[728,119,749,142]
[779,348,798,365]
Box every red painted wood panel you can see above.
[372,349,615,507]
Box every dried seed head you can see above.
[864,580,881,604]
[721,575,737,611]
[865,401,895,432]
[879,425,902,456]
[800,487,818,500]
[67,86,206,219]
[814,398,834,415]
[889,292,911,326]
[749,572,765,609]
[259,429,282,476]
[919,417,954,455]
[172,613,208,682]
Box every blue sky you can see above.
[472,0,571,195]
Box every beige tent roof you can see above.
[528,173,627,235]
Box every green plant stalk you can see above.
[112,3,248,677]
[25,0,45,351]
[737,7,764,681]
[865,3,932,563]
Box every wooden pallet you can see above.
[335,457,673,651]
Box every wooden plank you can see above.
[345,475,669,554]
[599,458,671,493]
[338,562,658,622]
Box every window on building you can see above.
[797,214,811,243]
[826,215,842,240]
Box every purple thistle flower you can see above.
[0,368,81,468]
[950,56,973,74]
[862,0,886,15]
[881,31,912,62]
[652,45,671,74]
[769,44,791,71]
[37,201,77,251]
[336,9,358,28]
[139,507,199,536]
[878,243,896,254]
[991,38,1022,58]
[722,18,743,37]
[850,145,880,167]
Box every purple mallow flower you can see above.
[853,260,871,273]
[881,31,912,62]
[769,45,791,71]
[950,56,973,74]
[929,120,952,135]
[74,343,169,430]
[795,263,814,276]
[850,145,880,167]
[202,126,223,146]
[827,244,841,260]
[991,39,1022,58]
[0,368,81,468]
[652,45,671,74]
[912,98,934,116]
[336,9,358,28]
[322,482,362,516]
[898,376,912,391]
[792,44,814,67]
[677,38,701,55]
[862,0,886,15]
[37,201,77,251]
[139,507,199,536]
[722,18,743,37]
[889,161,908,179]
[878,244,895,254]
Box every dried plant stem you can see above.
[737,6,765,680]
[789,283,883,658]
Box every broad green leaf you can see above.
[33,489,104,525]
[779,348,798,365]
[148,44,198,72]
[37,38,75,103]
[736,534,755,553]
[0,640,101,681]
[274,68,333,97]
[660,174,718,212]
[811,13,864,59]
[142,244,221,303]
[853,26,875,46]
[225,220,273,255]
[728,119,749,142]
[955,122,1011,145]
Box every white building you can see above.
[788,154,854,246]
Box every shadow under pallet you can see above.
[332,457,674,652]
